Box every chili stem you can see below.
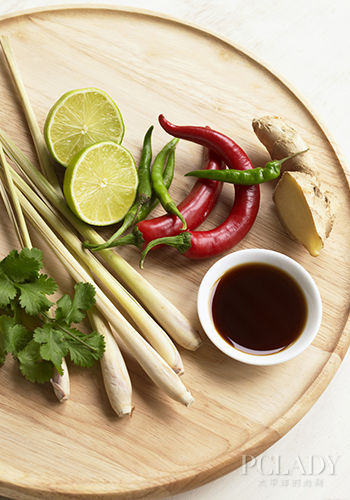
[278,149,309,164]
[140,233,191,269]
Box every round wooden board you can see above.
[0,6,349,500]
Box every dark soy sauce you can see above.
[211,262,307,355]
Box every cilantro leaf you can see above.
[72,282,96,313]
[0,270,17,307]
[55,282,96,325]
[54,294,72,323]
[66,327,105,367]
[33,324,68,371]
[21,247,43,269]
[7,324,32,355]
[17,340,54,383]
[0,315,32,356]
[18,274,57,315]
[0,248,42,283]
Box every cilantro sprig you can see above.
[0,248,105,383]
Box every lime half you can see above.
[44,88,124,167]
[63,141,138,226]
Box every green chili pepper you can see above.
[137,125,154,204]
[84,126,154,251]
[151,138,187,230]
[184,150,309,185]
[136,148,175,222]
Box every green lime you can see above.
[44,88,124,167]
[63,141,138,226]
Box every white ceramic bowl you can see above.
[197,248,322,366]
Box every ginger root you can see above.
[252,115,334,256]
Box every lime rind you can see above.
[44,88,125,167]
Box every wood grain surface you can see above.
[0,6,349,500]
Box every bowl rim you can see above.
[197,248,323,366]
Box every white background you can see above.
[1,1,349,500]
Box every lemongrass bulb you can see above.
[50,357,70,403]
[88,310,133,417]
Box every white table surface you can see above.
[0,1,349,500]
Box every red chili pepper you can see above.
[111,150,223,248]
[159,115,254,170]
[139,116,260,266]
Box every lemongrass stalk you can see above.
[16,191,193,406]
[0,144,70,402]
[0,37,60,190]
[0,131,201,350]
[88,310,133,416]
[0,159,24,248]
[50,357,70,402]
[0,143,31,248]
[8,166,184,375]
